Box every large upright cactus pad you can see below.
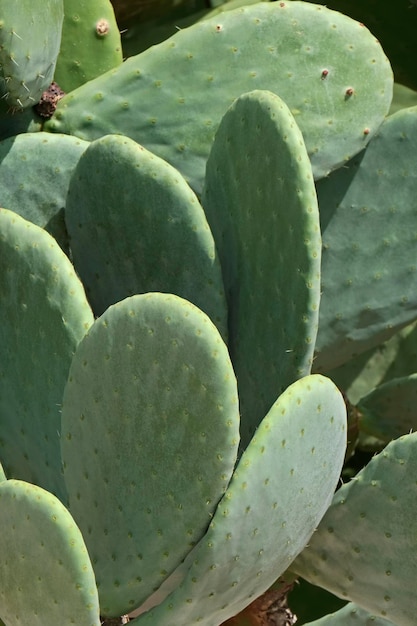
[61,293,240,617]
[45,1,393,194]
[203,89,321,446]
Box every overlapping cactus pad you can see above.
[61,293,240,617]
[0,479,100,626]
[304,602,395,625]
[0,208,93,503]
[291,432,417,625]
[0,0,64,110]
[45,1,393,193]
[65,134,228,336]
[132,374,346,626]
[203,89,321,447]
[314,105,417,373]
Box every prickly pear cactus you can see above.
[0,0,64,110]
[314,105,417,373]
[0,132,88,253]
[45,1,393,194]
[291,432,417,625]
[203,89,321,446]
[0,479,100,626]
[61,293,240,617]
[65,134,228,336]
[0,209,93,503]
[131,374,347,626]
[357,373,417,443]
[304,602,396,625]
[54,0,123,92]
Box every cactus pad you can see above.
[202,89,321,446]
[61,292,240,617]
[0,132,88,252]
[0,208,93,502]
[292,432,417,625]
[0,479,100,626]
[304,602,395,625]
[65,134,228,337]
[0,0,64,110]
[54,0,122,93]
[314,106,417,372]
[45,1,393,194]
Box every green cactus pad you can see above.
[0,132,88,252]
[0,208,93,503]
[0,0,64,110]
[303,602,395,625]
[357,374,417,443]
[61,292,240,617]
[291,432,417,625]
[330,320,417,407]
[314,105,417,373]
[0,479,100,626]
[0,462,6,483]
[132,374,346,626]
[65,134,227,337]
[0,107,42,141]
[202,89,321,447]
[45,1,393,194]
[54,0,122,93]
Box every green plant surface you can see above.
[0,0,64,110]
[303,602,395,625]
[202,89,321,448]
[313,105,417,373]
[357,373,417,443]
[61,292,240,617]
[0,462,6,483]
[132,374,346,626]
[54,0,123,93]
[65,134,228,336]
[302,0,417,91]
[0,132,88,253]
[0,107,42,142]
[0,479,100,626]
[291,432,417,625]
[329,320,417,407]
[0,208,93,503]
[45,1,393,195]
[389,83,417,115]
